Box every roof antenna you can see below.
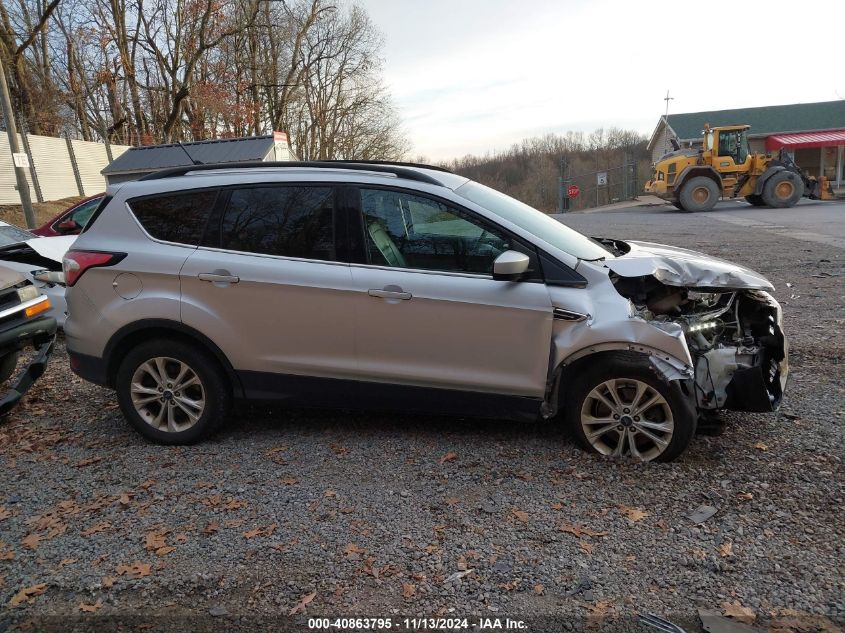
[177,141,203,165]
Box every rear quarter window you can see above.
[128,190,219,245]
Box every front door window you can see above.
[359,188,510,274]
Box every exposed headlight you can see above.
[16,285,39,303]
[685,319,721,333]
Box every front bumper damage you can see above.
[0,316,57,416]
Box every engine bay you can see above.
[611,274,787,412]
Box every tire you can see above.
[0,352,18,384]
[761,171,804,208]
[564,354,696,462]
[115,339,231,445]
[671,201,684,210]
[677,176,719,212]
[744,194,766,207]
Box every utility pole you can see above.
[0,55,36,229]
[662,89,674,156]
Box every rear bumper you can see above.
[0,316,57,416]
[67,350,110,387]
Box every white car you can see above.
[0,221,74,327]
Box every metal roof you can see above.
[649,100,845,149]
[102,135,277,175]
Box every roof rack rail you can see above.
[137,160,451,185]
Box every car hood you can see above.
[603,240,774,291]
[25,235,76,263]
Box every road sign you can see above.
[12,152,28,168]
[597,171,608,186]
[567,184,580,198]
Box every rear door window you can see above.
[129,189,219,245]
[217,186,335,261]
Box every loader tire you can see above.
[678,176,719,212]
[744,194,766,207]
[762,171,804,208]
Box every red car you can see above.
[31,194,104,237]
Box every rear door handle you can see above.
[198,272,240,284]
[368,288,411,300]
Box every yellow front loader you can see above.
[645,124,834,212]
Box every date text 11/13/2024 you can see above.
[307,617,529,630]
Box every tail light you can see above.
[62,251,126,286]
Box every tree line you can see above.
[442,128,651,212]
[0,0,408,160]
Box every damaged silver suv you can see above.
[63,162,787,461]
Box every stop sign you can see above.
[567,184,580,198]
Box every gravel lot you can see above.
[1,202,843,632]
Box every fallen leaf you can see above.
[324,489,337,498]
[721,600,755,624]
[718,542,734,557]
[617,504,648,522]
[343,543,366,559]
[155,546,176,556]
[439,451,458,464]
[445,497,460,506]
[289,591,316,615]
[79,600,103,613]
[579,540,594,554]
[583,600,612,616]
[281,476,299,486]
[0,541,14,560]
[558,522,608,538]
[224,518,244,528]
[144,529,169,552]
[21,533,43,550]
[139,480,156,489]
[81,521,111,536]
[0,506,14,520]
[498,579,520,591]
[56,558,77,569]
[402,583,416,599]
[689,547,707,560]
[511,508,529,523]
[118,493,133,506]
[223,498,246,510]
[330,444,349,455]
[753,442,769,451]
[534,584,545,595]
[550,502,564,510]
[102,576,115,588]
[115,562,151,579]
[737,492,754,500]
[203,521,220,535]
[76,456,103,468]
[9,583,48,607]
[243,524,277,539]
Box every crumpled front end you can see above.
[610,269,788,413]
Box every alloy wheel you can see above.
[580,378,674,461]
[130,357,206,433]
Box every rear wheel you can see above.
[762,171,804,208]
[744,194,766,207]
[564,355,696,462]
[116,339,230,444]
[678,176,719,212]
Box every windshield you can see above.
[454,181,613,260]
[0,225,35,247]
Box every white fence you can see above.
[0,134,130,204]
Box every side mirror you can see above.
[57,219,81,234]
[492,250,530,281]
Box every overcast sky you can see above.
[359,0,844,161]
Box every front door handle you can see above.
[198,271,240,284]
[368,288,411,300]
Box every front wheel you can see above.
[677,176,719,212]
[115,339,231,445]
[762,171,804,208]
[564,355,696,462]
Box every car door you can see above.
[180,184,358,402]
[349,186,554,401]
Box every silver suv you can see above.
[64,162,788,461]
